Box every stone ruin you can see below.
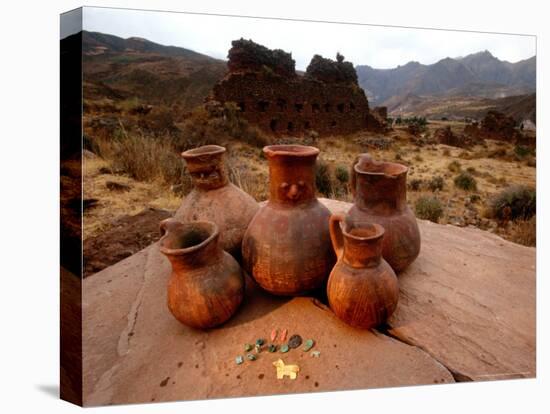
[208,39,384,136]
[434,126,475,148]
[464,110,524,144]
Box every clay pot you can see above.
[159,218,244,329]
[174,145,259,258]
[327,214,399,329]
[242,144,335,296]
[347,154,420,272]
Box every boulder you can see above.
[81,199,535,406]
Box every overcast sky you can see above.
[80,7,536,70]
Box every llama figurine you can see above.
[273,359,300,380]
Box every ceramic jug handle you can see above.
[329,213,345,259]
[159,218,182,237]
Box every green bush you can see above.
[415,196,444,223]
[428,176,444,192]
[335,165,349,183]
[454,172,477,191]
[409,178,423,191]
[447,160,461,173]
[514,145,533,159]
[487,185,536,220]
[315,160,333,197]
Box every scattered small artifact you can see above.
[280,329,288,342]
[311,351,321,358]
[270,329,278,342]
[288,334,303,349]
[235,356,244,365]
[303,339,315,352]
[273,359,300,380]
[242,145,335,295]
[280,344,289,353]
[159,218,244,329]
[247,353,257,361]
[347,153,421,272]
[255,344,262,353]
[244,343,253,352]
[174,145,259,258]
[255,338,265,346]
[268,344,277,353]
[327,214,399,329]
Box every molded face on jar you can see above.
[181,145,228,190]
[263,145,319,205]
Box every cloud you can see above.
[82,7,535,69]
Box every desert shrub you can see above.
[414,154,424,162]
[109,132,187,188]
[415,196,444,223]
[447,160,462,173]
[442,148,451,156]
[428,176,444,192]
[178,102,270,150]
[509,216,536,247]
[454,172,477,191]
[335,165,349,183]
[394,152,403,161]
[486,185,536,221]
[466,166,478,175]
[469,194,481,203]
[514,145,533,159]
[315,160,333,197]
[488,148,507,159]
[409,178,423,191]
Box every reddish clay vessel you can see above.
[159,218,244,329]
[174,145,259,258]
[242,144,335,295]
[347,154,420,272]
[327,214,399,329]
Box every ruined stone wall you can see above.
[209,39,378,137]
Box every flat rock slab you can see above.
[82,198,535,406]
[322,199,536,382]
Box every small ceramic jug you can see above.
[327,213,399,329]
[159,218,244,329]
[174,145,259,259]
[241,144,334,295]
[347,153,420,272]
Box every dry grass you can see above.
[509,216,536,247]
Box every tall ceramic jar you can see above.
[347,154,420,273]
[242,144,335,296]
[174,145,259,259]
[327,214,399,329]
[159,218,244,329]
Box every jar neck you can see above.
[342,233,383,268]
[167,236,223,272]
[354,172,407,213]
[268,156,317,206]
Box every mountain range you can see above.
[81,30,535,121]
[356,51,535,107]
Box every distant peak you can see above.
[127,36,148,42]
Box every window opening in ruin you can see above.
[312,103,320,113]
[337,103,345,113]
[258,101,270,112]
[238,102,246,112]
[304,121,311,129]
[277,98,287,111]
[324,103,331,112]
[295,103,304,113]
[287,122,294,132]
[350,102,355,110]
[331,121,337,127]
[270,119,278,132]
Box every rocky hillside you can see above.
[356,51,535,106]
[83,31,227,111]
